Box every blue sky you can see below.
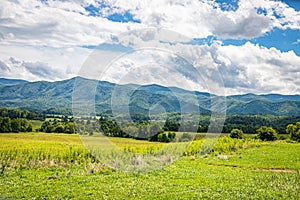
[83,0,300,55]
[0,0,299,95]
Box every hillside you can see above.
[0,77,299,116]
[0,78,28,86]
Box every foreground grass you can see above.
[0,159,299,199]
[202,142,300,170]
[0,133,299,199]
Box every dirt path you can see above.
[206,163,298,173]
[253,168,298,173]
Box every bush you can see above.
[256,126,278,141]
[229,129,244,139]
[157,131,176,143]
[286,122,300,142]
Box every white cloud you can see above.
[0,44,92,81]
[0,0,299,95]
[202,42,300,95]
[0,57,64,81]
[1,0,299,48]
[0,0,142,47]
[98,0,300,39]
[83,28,300,95]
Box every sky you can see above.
[0,0,299,95]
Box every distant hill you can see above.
[0,78,28,86]
[0,77,299,116]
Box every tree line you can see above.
[0,117,32,133]
[197,114,300,134]
[0,107,45,120]
[0,107,299,143]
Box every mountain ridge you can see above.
[0,77,299,116]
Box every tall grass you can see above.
[0,133,98,174]
[0,133,271,173]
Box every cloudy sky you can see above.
[0,0,299,95]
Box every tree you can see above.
[64,122,76,134]
[286,122,300,142]
[0,117,11,132]
[54,123,65,133]
[19,119,29,132]
[256,126,278,141]
[229,129,244,139]
[156,131,176,143]
[10,119,21,132]
[40,121,54,133]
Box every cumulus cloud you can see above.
[0,0,299,95]
[83,28,300,95]
[0,0,142,47]
[1,0,299,48]
[0,57,67,81]
[0,44,92,81]
[204,42,300,95]
[98,0,300,39]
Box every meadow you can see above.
[0,133,299,199]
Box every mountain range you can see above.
[0,77,300,116]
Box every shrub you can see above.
[229,129,244,139]
[156,131,176,142]
[256,126,278,141]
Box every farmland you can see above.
[0,133,299,199]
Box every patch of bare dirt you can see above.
[253,168,297,173]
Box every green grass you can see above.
[28,120,43,130]
[202,142,300,170]
[0,133,299,199]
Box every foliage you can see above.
[0,117,32,132]
[99,117,128,138]
[0,107,45,120]
[256,126,278,141]
[222,115,300,134]
[40,118,76,134]
[229,128,244,139]
[75,119,102,135]
[286,122,300,142]
[156,131,176,143]
[99,117,176,142]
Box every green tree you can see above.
[19,119,29,132]
[64,122,76,134]
[0,117,11,132]
[256,126,278,141]
[229,129,244,139]
[10,119,21,132]
[286,122,300,142]
[26,124,33,132]
[54,123,65,133]
[40,121,54,133]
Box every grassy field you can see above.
[28,120,44,131]
[0,133,299,199]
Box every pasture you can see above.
[0,133,299,199]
